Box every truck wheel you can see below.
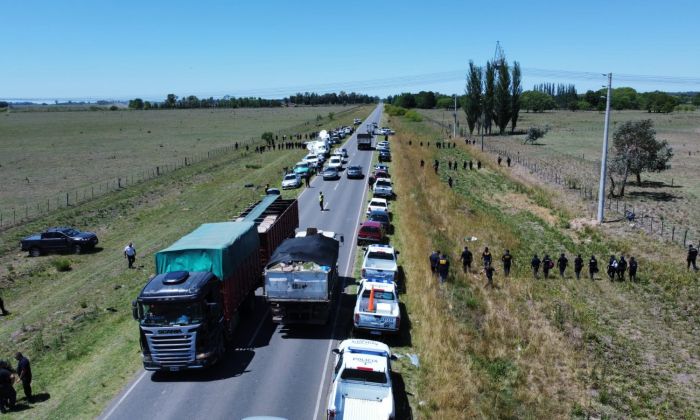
[74,244,83,254]
[29,248,41,257]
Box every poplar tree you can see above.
[510,61,522,133]
[483,62,496,135]
[464,61,483,135]
[494,60,511,134]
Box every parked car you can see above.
[353,118,362,125]
[367,210,391,233]
[21,227,99,256]
[378,150,392,162]
[372,178,394,198]
[353,279,400,335]
[357,221,386,245]
[322,166,340,180]
[346,165,364,179]
[376,141,390,152]
[326,339,395,420]
[303,154,320,169]
[361,244,399,283]
[328,156,343,169]
[293,161,311,176]
[367,198,390,215]
[374,164,389,172]
[373,169,390,180]
[281,173,302,189]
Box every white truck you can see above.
[361,244,399,283]
[353,279,400,335]
[372,178,393,199]
[327,339,395,420]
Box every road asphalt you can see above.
[100,104,383,420]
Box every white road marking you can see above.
[312,116,376,420]
[101,370,148,420]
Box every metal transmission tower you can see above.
[493,40,506,67]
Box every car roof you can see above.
[369,210,389,218]
[370,198,388,204]
[361,220,382,228]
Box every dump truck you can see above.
[357,133,373,150]
[264,233,340,324]
[132,195,298,371]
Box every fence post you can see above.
[66,193,69,206]
[672,226,675,242]
[13,209,16,225]
[684,229,688,246]
[650,217,653,233]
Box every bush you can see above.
[109,105,119,111]
[404,109,423,122]
[524,125,550,144]
[674,104,696,112]
[52,258,72,272]
[385,104,407,116]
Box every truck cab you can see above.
[327,339,395,420]
[133,271,227,371]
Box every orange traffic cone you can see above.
[368,286,375,312]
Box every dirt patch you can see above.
[494,192,559,226]
[570,217,599,231]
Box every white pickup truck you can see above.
[361,244,398,283]
[327,339,395,420]
[353,279,400,335]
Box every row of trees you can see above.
[387,91,459,110]
[128,91,378,110]
[464,58,522,135]
[521,85,690,113]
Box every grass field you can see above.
[420,108,700,242]
[0,106,372,419]
[0,105,364,213]
[388,111,700,418]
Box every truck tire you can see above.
[29,247,41,257]
[74,244,83,254]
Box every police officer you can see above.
[482,247,493,268]
[589,255,599,280]
[617,256,627,281]
[542,254,553,279]
[531,254,541,278]
[460,246,473,273]
[429,250,440,274]
[437,253,450,284]
[501,250,513,277]
[628,257,638,282]
[688,244,698,271]
[557,253,569,278]
[0,361,15,413]
[497,156,502,166]
[506,156,511,167]
[0,296,8,316]
[483,264,497,288]
[15,353,31,402]
[318,192,324,211]
[448,177,453,188]
[607,255,618,281]
[574,254,584,280]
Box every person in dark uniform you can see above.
[531,254,541,278]
[628,257,638,282]
[463,161,467,170]
[506,156,511,167]
[617,256,627,281]
[429,250,440,274]
[477,160,482,169]
[420,159,425,168]
[497,156,502,166]
[304,173,310,187]
[460,246,473,273]
[574,254,584,280]
[448,177,453,188]
[437,253,450,284]
[501,250,513,277]
[542,254,553,279]
[0,296,8,316]
[688,244,698,271]
[0,361,15,412]
[481,247,492,268]
[557,253,569,278]
[607,255,618,281]
[15,353,31,402]
[483,264,497,288]
[589,255,599,280]
[469,160,473,170]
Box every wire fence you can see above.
[421,115,699,248]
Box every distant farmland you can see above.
[0,105,369,213]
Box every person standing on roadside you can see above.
[542,254,553,279]
[629,257,638,282]
[14,353,31,403]
[617,255,627,281]
[557,253,569,278]
[437,253,450,284]
[531,254,541,278]
[482,247,492,268]
[124,242,136,269]
[460,246,473,273]
[574,254,583,280]
[501,250,513,277]
[688,244,698,271]
[589,255,599,280]
[318,192,324,211]
[429,250,440,274]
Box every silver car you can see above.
[281,173,302,189]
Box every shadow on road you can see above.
[392,371,414,420]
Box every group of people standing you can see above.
[0,353,32,413]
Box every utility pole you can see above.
[453,95,457,138]
[596,73,613,223]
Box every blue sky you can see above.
[2,0,699,100]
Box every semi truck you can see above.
[356,133,373,150]
[264,232,340,324]
[132,195,298,371]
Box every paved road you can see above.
[101,104,383,420]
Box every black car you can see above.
[367,210,391,233]
[378,150,392,162]
[322,167,340,180]
[346,165,364,179]
[20,227,99,256]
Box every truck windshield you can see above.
[340,368,387,384]
[139,302,204,326]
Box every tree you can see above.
[436,96,454,109]
[693,94,700,106]
[584,90,600,108]
[640,91,678,113]
[464,61,483,135]
[494,60,511,134]
[523,125,549,144]
[510,61,522,133]
[165,94,178,108]
[128,98,144,109]
[261,132,274,146]
[394,93,416,108]
[483,62,496,134]
[609,119,673,196]
[520,91,556,112]
[415,91,437,109]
